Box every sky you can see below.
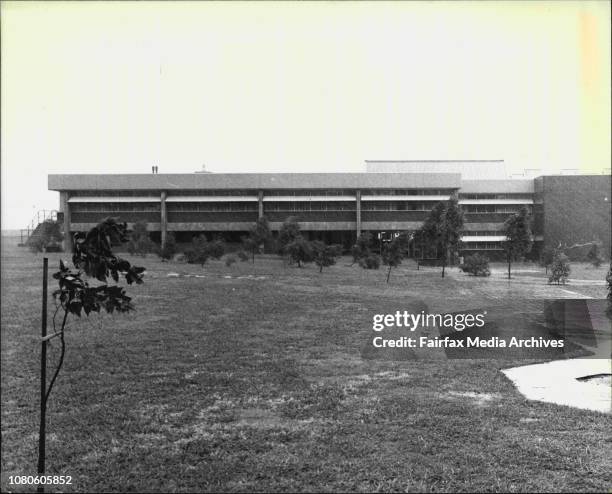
[1,0,610,230]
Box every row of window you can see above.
[362,202,438,211]
[463,242,504,250]
[71,202,532,215]
[463,231,505,236]
[71,190,161,197]
[69,189,533,200]
[362,189,452,196]
[264,189,354,196]
[71,203,161,212]
[264,201,356,211]
[463,205,532,213]
[459,193,533,200]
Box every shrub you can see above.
[359,254,381,270]
[127,221,155,257]
[237,250,250,262]
[548,252,571,285]
[225,255,237,267]
[460,253,491,277]
[586,242,604,267]
[157,232,177,261]
[207,238,226,260]
[351,232,373,264]
[185,235,210,267]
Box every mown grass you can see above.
[1,236,610,492]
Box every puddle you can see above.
[502,359,611,414]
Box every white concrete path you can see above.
[502,359,611,414]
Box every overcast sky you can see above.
[1,1,610,230]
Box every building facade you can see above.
[48,164,611,258]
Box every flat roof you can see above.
[365,160,508,180]
[48,173,462,191]
[460,180,534,193]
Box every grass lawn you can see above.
[1,236,610,492]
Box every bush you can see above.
[225,255,237,267]
[586,242,604,267]
[157,232,177,261]
[127,221,155,257]
[237,250,250,262]
[548,252,571,285]
[185,235,210,267]
[207,238,226,260]
[359,254,381,270]
[460,253,491,277]
[351,232,373,264]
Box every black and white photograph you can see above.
[1,1,611,492]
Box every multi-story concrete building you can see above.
[48,160,611,258]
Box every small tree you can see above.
[420,201,445,260]
[243,216,272,263]
[503,207,533,279]
[460,253,491,277]
[127,221,155,257]
[312,241,342,273]
[548,252,571,285]
[185,235,210,267]
[381,233,409,283]
[42,219,145,475]
[351,232,373,265]
[419,196,464,278]
[540,246,555,274]
[278,216,301,249]
[285,235,314,267]
[586,242,604,267]
[158,232,177,262]
[438,195,464,277]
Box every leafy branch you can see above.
[45,218,145,406]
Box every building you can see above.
[48,161,611,258]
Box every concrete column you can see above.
[60,191,72,252]
[355,190,361,237]
[160,191,168,248]
[258,190,264,219]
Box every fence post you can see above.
[37,258,48,493]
